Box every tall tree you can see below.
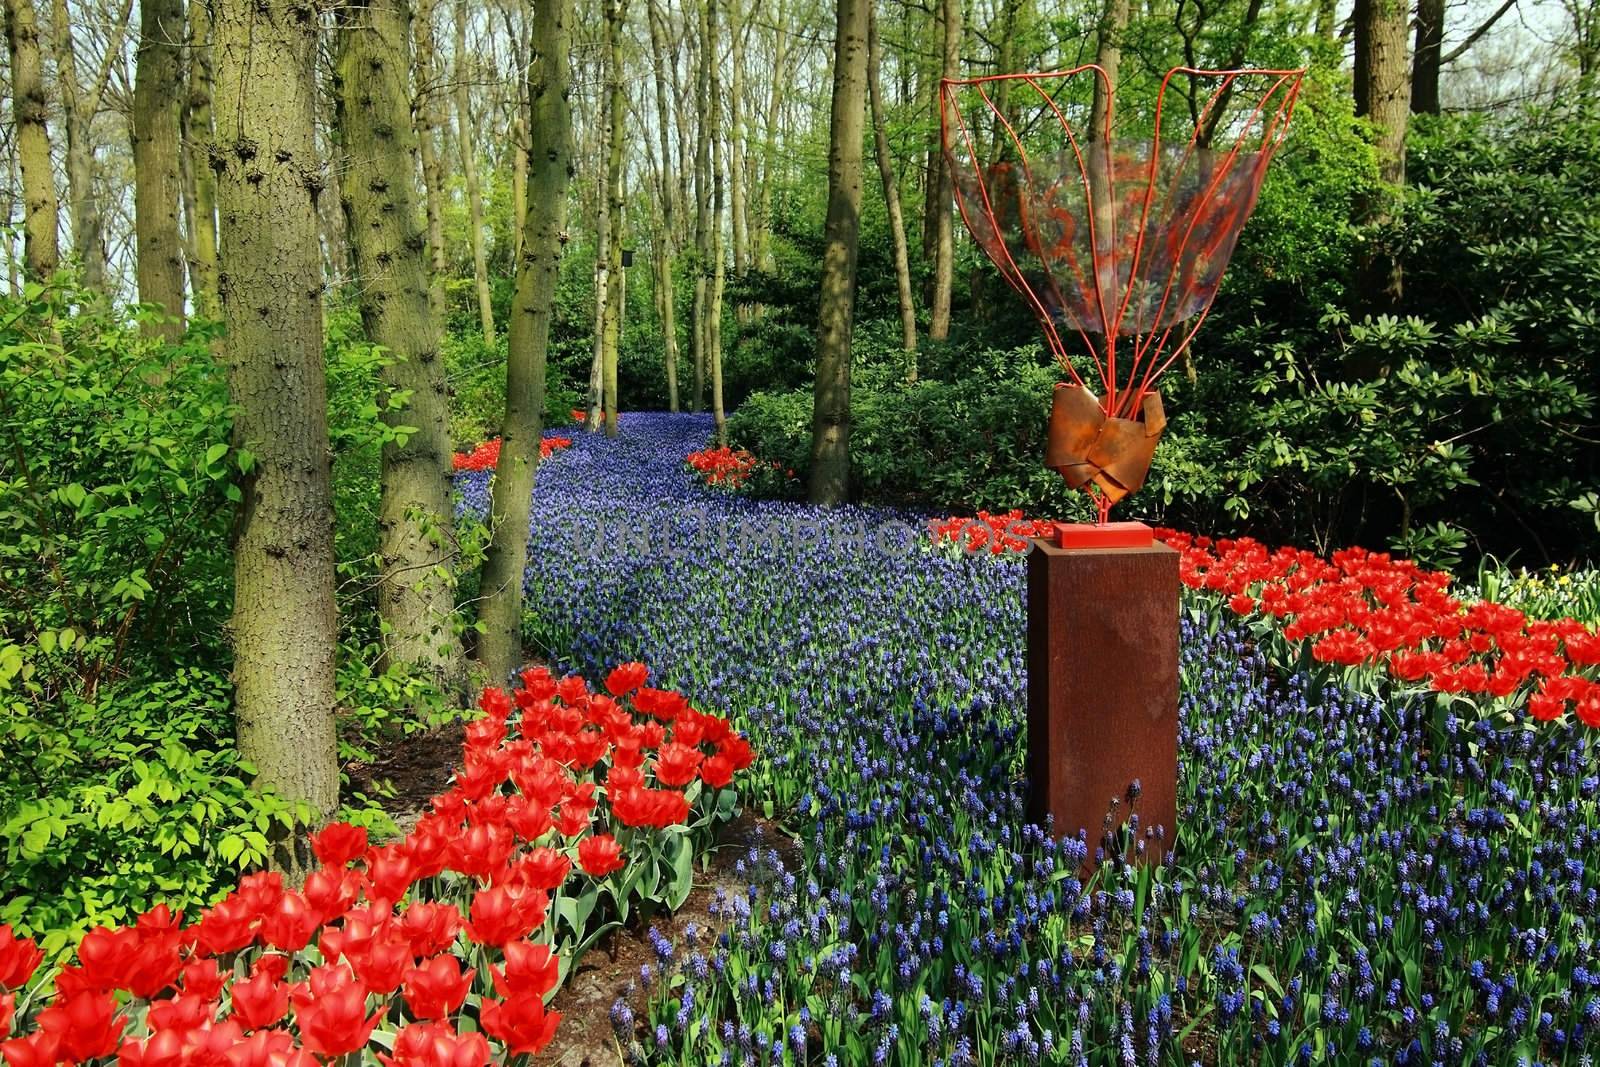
[50,0,125,291]
[706,0,726,441]
[4,0,59,280]
[185,0,220,317]
[1088,0,1129,142]
[868,4,917,367]
[1410,0,1445,115]
[808,0,868,505]
[455,0,497,345]
[600,0,627,436]
[476,0,573,683]
[414,0,450,323]
[214,0,340,866]
[646,0,681,411]
[335,0,465,692]
[690,0,711,413]
[132,0,188,335]
[928,0,958,341]
[725,0,747,275]
[1354,0,1411,307]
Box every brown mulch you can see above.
[533,811,784,1066]
[343,719,467,834]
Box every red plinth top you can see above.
[1052,521,1154,550]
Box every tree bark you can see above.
[214,0,340,870]
[726,0,747,276]
[646,0,681,410]
[186,0,220,317]
[868,5,917,368]
[1411,0,1442,114]
[5,0,58,280]
[1089,0,1129,141]
[133,0,188,336]
[1354,0,1410,307]
[690,0,711,413]
[455,0,497,345]
[706,0,725,442]
[753,0,787,271]
[50,0,118,291]
[476,0,573,684]
[928,0,958,341]
[335,0,466,693]
[600,0,627,436]
[414,0,450,324]
[808,0,867,506]
[511,114,527,268]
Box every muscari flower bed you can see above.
[453,412,1600,1066]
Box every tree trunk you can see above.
[645,0,680,410]
[586,185,609,428]
[186,0,220,317]
[476,0,573,684]
[133,0,188,336]
[49,0,111,291]
[334,0,466,694]
[706,0,726,441]
[691,0,711,413]
[1353,0,1410,308]
[511,114,528,268]
[414,0,449,324]
[753,0,787,271]
[455,0,496,345]
[726,0,747,276]
[214,0,340,870]
[1089,0,1129,141]
[5,0,58,280]
[600,0,626,436]
[808,0,868,506]
[1411,0,1443,115]
[868,5,917,368]
[928,0,958,341]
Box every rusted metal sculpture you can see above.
[942,66,1304,860]
[941,66,1304,523]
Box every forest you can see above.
[1,0,1599,1060]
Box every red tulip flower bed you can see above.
[927,510,1058,555]
[683,446,798,492]
[0,664,753,1066]
[1158,529,1600,725]
[927,510,1600,726]
[451,437,572,472]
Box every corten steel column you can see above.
[1026,524,1178,865]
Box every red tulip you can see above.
[224,1028,319,1067]
[654,741,704,787]
[147,991,217,1033]
[229,971,290,1031]
[310,822,369,867]
[511,848,572,893]
[193,895,259,956]
[118,1029,188,1067]
[260,891,320,952]
[577,834,625,877]
[464,886,547,946]
[402,955,474,1020]
[293,979,378,1058]
[35,989,126,1061]
[380,1022,491,1067]
[489,940,559,999]
[480,993,561,1056]
[0,991,13,1035]
[0,1033,60,1067]
[605,662,649,695]
[397,901,463,958]
[700,751,736,789]
[0,928,42,991]
[182,958,226,1002]
[348,937,413,995]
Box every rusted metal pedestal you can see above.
[1026,525,1179,864]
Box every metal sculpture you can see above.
[941,66,1304,522]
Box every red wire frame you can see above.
[941,66,1306,420]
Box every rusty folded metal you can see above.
[1044,384,1167,504]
